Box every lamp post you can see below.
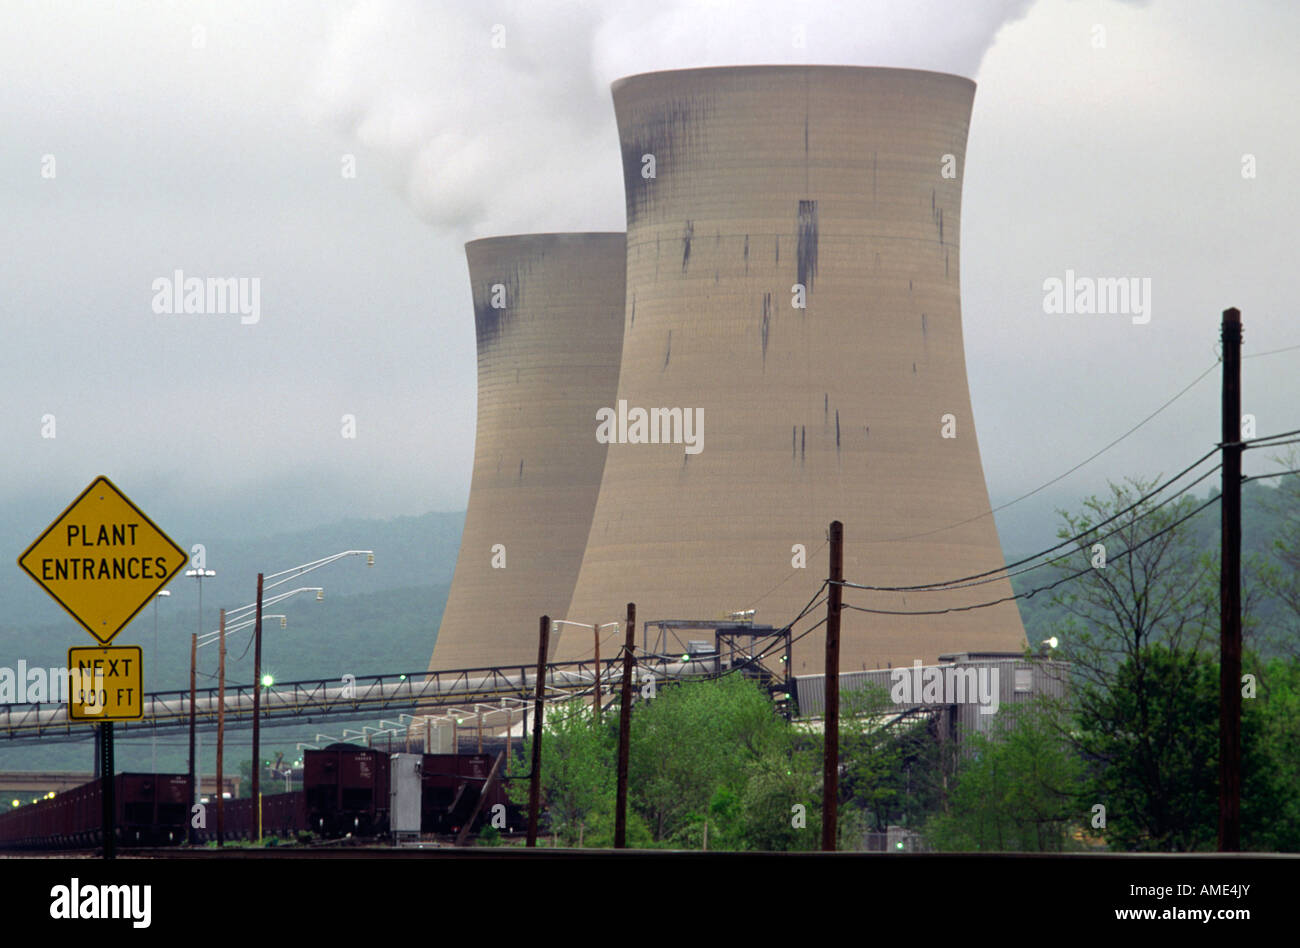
[151,590,170,774]
[550,619,620,721]
[248,551,372,840]
[185,567,214,828]
[189,583,320,842]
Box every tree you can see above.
[629,675,787,843]
[1243,655,1300,851]
[923,698,1083,852]
[1257,451,1300,656]
[506,698,613,846]
[1043,479,1222,849]
[1075,646,1218,850]
[1077,645,1292,851]
[1043,475,1297,851]
[1048,477,1218,687]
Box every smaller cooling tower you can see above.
[430,233,626,671]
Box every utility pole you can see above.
[216,608,226,847]
[822,520,843,852]
[593,626,601,724]
[1219,307,1243,851]
[188,632,197,844]
[251,572,264,842]
[615,602,636,849]
[526,615,549,847]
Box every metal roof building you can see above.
[794,651,1071,739]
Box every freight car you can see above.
[0,773,192,850]
[0,749,525,850]
[304,743,391,837]
[420,753,519,835]
[194,790,307,843]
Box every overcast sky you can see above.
[2,0,1296,556]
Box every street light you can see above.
[151,590,171,774]
[249,551,373,840]
[188,586,321,843]
[184,567,214,831]
[551,619,620,721]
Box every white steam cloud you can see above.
[306,0,1038,238]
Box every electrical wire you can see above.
[841,447,1221,592]
[1242,427,1300,445]
[740,538,830,613]
[884,461,1222,595]
[865,360,1221,544]
[1244,343,1300,359]
[1243,467,1300,483]
[840,492,1221,617]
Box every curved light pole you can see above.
[188,550,373,842]
[151,590,170,774]
[185,567,214,829]
[550,619,620,721]
[190,583,322,842]
[249,550,372,839]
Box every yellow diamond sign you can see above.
[18,476,188,645]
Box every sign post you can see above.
[17,476,188,859]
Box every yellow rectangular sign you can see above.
[18,476,189,645]
[67,646,143,721]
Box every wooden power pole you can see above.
[216,608,226,847]
[526,615,549,847]
[615,602,636,848]
[1219,307,1243,851]
[822,520,843,851]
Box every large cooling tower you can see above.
[430,233,625,670]
[558,66,1026,672]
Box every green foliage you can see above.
[1074,645,1295,851]
[629,675,787,843]
[924,698,1083,852]
[507,698,614,846]
[736,749,819,851]
[1241,655,1300,851]
[836,683,944,832]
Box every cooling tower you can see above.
[430,233,625,670]
[558,66,1026,673]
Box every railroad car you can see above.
[303,743,390,837]
[0,773,191,850]
[420,753,519,835]
[194,790,307,842]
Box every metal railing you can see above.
[0,651,769,745]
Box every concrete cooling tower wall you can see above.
[558,66,1026,673]
[430,233,626,671]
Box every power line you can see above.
[888,461,1223,595]
[1242,427,1300,445]
[842,446,1222,593]
[840,492,1221,617]
[867,360,1221,545]
[1243,467,1300,483]
[741,538,829,613]
[1244,343,1300,359]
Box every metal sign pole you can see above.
[101,722,115,860]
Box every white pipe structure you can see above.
[0,659,725,738]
